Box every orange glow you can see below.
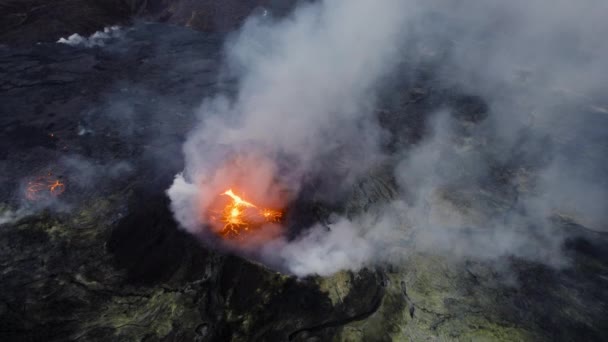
[25,173,65,201]
[215,188,283,238]
[223,189,257,208]
[260,208,283,223]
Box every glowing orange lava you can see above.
[25,173,65,201]
[216,189,283,238]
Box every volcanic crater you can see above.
[1,2,608,342]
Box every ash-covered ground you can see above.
[1,2,608,342]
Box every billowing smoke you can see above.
[391,0,608,267]
[168,0,409,254]
[168,0,608,276]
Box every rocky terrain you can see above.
[1,3,608,342]
[0,0,299,47]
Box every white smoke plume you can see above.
[168,0,410,253]
[168,0,608,276]
[57,26,123,48]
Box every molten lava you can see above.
[215,189,283,238]
[25,173,65,201]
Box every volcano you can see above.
[210,189,283,238]
[1,1,608,342]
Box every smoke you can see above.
[57,26,123,48]
[391,0,608,265]
[168,0,409,236]
[168,0,608,276]
[0,207,30,225]
[0,156,134,227]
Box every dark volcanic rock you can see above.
[0,23,222,201]
[133,0,302,33]
[0,0,304,47]
[0,23,391,342]
[1,17,607,342]
[0,0,132,47]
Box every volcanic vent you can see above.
[209,189,283,238]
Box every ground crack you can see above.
[287,271,387,341]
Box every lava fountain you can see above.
[167,149,291,245]
[210,188,283,239]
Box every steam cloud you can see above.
[168,0,608,276]
[57,26,123,48]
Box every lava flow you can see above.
[25,173,65,201]
[215,189,283,238]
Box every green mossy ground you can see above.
[2,184,606,341]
